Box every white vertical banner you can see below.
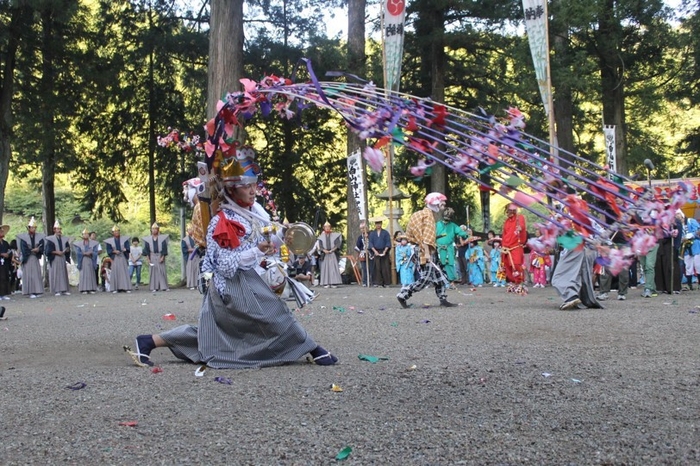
[347,149,367,221]
[603,125,617,179]
[382,0,406,91]
[522,0,551,117]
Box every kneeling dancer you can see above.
[126,153,337,368]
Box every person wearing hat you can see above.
[436,207,468,283]
[44,220,72,296]
[368,215,391,287]
[317,221,343,288]
[75,228,99,294]
[0,224,12,299]
[394,232,415,288]
[143,222,169,292]
[396,192,456,308]
[104,225,131,293]
[126,144,337,369]
[17,217,45,298]
[489,236,506,287]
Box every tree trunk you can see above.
[552,26,575,157]
[207,0,244,119]
[0,5,29,224]
[417,1,449,197]
[598,0,628,176]
[346,0,366,270]
[40,7,56,234]
[148,7,156,225]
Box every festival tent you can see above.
[625,178,700,220]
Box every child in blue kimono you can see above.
[395,234,415,288]
[467,237,485,287]
[490,238,505,287]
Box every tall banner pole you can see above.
[523,0,557,158]
[382,0,406,285]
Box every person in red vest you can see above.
[501,203,528,288]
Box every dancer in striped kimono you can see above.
[126,152,337,369]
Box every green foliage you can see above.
[2,0,699,238]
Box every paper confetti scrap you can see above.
[335,446,352,461]
[541,372,552,378]
[162,313,176,320]
[151,367,163,374]
[331,384,343,392]
[214,376,232,385]
[118,421,138,427]
[358,354,390,363]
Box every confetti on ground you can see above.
[390,322,398,327]
[163,313,176,320]
[572,378,582,383]
[408,365,417,371]
[419,319,431,324]
[65,382,86,390]
[542,372,552,378]
[331,384,343,392]
[335,446,352,461]
[118,421,138,427]
[333,306,347,313]
[151,367,163,374]
[358,354,390,363]
[214,376,232,385]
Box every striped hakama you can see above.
[186,254,200,288]
[78,255,98,292]
[161,269,316,368]
[110,254,131,291]
[48,257,70,294]
[21,255,43,296]
[143,235,169,291]
[104,236,132,292]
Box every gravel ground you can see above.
[1,284,699,465]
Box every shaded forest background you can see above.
[1,0,699,251]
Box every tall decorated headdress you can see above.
[111,225,120,233]
[81,228,89,235]
[27,216,37,228]
[53,220,61,229]
[219,145,261,188]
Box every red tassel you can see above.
[212,212,246,249]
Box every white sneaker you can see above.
[62,292,71,296]
[618,294,626,300]
[30,294,37,299]
[493,283,498,287]
[2,296,10,300]
[55,292,61,296]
